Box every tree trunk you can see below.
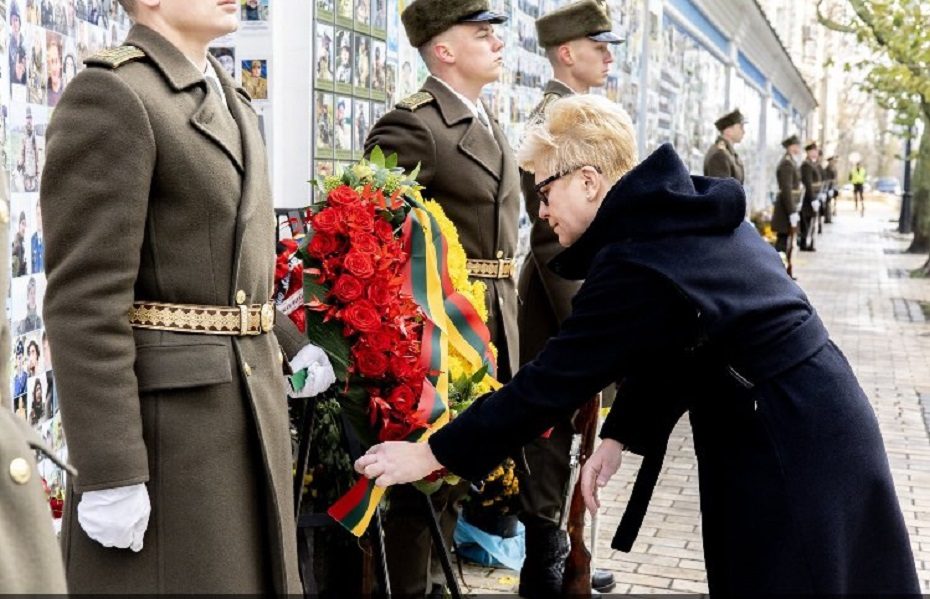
[907,111,930,254]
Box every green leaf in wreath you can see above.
[304,310,351,381]
[370,145,386,169]
[385,152,398,170]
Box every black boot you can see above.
[592,568,616,593]
[519,526,568,598]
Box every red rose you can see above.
[308,232,339,258]
[379,417,415,442]
[355,347,389,378]
[312,208,342,234]
[332,275,364,303]
[345,205,376,232]
[328,185,360,207]
[364,330,395,352]
[343,299,381,333]
[387,384,418,413]
[344,251,375,279]
[351,233,381,256]
[374,219,395,243]
[367,283,394,306]
[390,355,419,380]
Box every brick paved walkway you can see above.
[460,195,930,594]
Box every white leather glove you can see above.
[812,199,821,212]
[789,212,800,227]
[288,343,336,398]
[77,483,151,552]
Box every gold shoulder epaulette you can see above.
[396,91,435,111]
[84,45,146,69]
[716,140,727,150]
[528,93,561,125]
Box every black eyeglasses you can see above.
[533,165,602,206]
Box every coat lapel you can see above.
[424,77,503,181]
[190,89,244,173]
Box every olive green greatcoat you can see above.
[772,154,801,234]
[703,136,745,184]
[365,75,520,380]
[41,25,306,594]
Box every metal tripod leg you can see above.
[422,492,462,599]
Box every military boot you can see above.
[518,526,568,598]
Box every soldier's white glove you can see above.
[812,199,821,212]
[789,213,800,227]
[77,484,150,552]
[288,343,336,398]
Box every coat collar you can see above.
[544,79,574,97]
[422,76,503,180]
[125,24,205,92]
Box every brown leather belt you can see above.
[466,257,515,279]
[128,301,275,336]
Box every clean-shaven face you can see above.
[567,38,613,88]
[445,22,504,86]
[158,0,239,42]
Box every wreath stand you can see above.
[291,395,463,598]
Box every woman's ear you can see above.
[582,166,601,201]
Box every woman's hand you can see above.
[354,441,443,487]
[581,438,624,515]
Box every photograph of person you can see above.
[353,98,368,153]
[13,337,28,398]
[316,0,333,17]
[315,91,334,151]
[17,276,44,334]
[315,23,333,83]
[370,39,385,93]
[27,28,46,104]
[354,0,368,28]
[62,0,77,36]
[31,198,42,272]
[314,160,334,179]
[371,0,385,32]
[334,29,352,86]
[398,59,415,99]
[12,208,27,276]
[333,95,352,154]
[30,376,44,425]
[336,0,351,23]
[241,58,267,100]
[62,47,77,87]
[13,391,27,419]
[16,106,40,192]
[25,336,41,376]
[240,0,267,21]
[353,34,369,90]
[9,1,24,85]
[208,46,236,80]
[25,0,39,24]
[46,30,63,106]
[384,61,395,105]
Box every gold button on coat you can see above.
[243,363,252,377]
[9,458,31,485]
[235,290,247,304]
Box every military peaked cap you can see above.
[402,0,508,48]
[714,108,745,132]
[536,0,622,48]
[805,141,818,151]
[782,135,801,149]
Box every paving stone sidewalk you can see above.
[460,195,930,594]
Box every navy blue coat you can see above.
[429,144,919,594]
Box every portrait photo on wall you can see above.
[371,0,386,36]
[370,38,385,97]
[240,0,268,21]
[353,33,369,92]
[333,94,352,159]
[334,28,352,93]
[12,273,46,335]
[352,97,369,157]
[315,22,334,87]
[46,30,64,106]
[10,103,45,193]
[314,91,334,154]
[353,0,369,33]
[316,0,334,22]
[25,24,45,104]
[208,46,237,82]
[241,58,268,100]
[336,0,352,28]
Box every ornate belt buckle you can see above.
[260,303,275,333]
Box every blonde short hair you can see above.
[518,94,637,183]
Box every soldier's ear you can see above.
[557,43,574,67]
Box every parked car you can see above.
[875,177,901,195]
